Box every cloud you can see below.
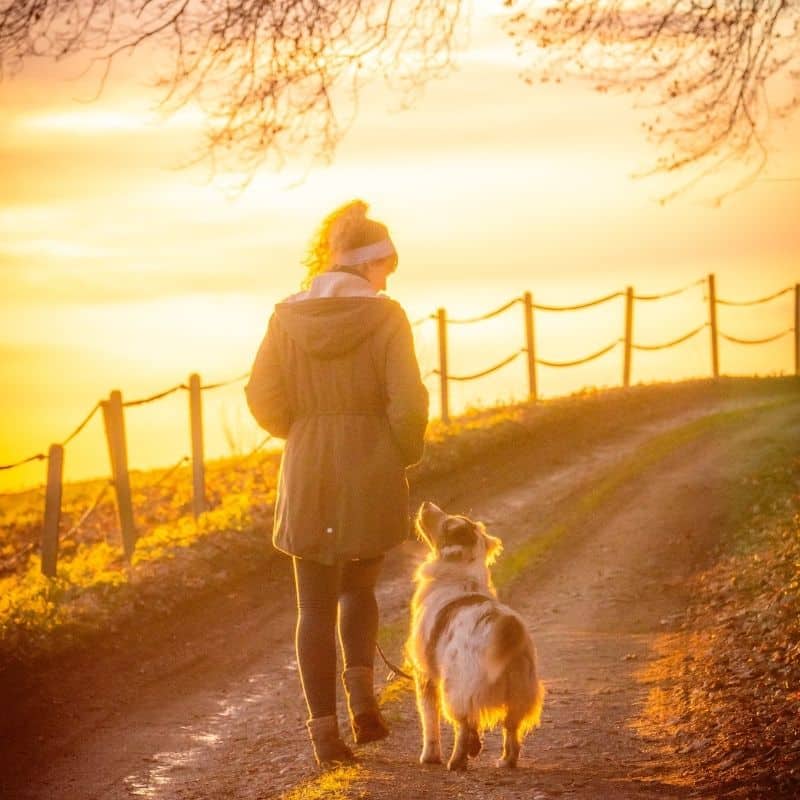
[15,106,205,135]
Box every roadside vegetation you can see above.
[636,444,800,797]
[1,377,797,671]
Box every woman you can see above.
[244,200,429,767]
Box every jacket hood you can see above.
[284,271,378,302]
[275,295,399,358]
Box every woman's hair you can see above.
[302,199,389,288]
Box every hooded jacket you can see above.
[244,272,429,564]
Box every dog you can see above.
[406,501,544,771]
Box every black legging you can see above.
[292,555,384,719]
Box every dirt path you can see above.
[341,398,800,800]
[2,389,799,800]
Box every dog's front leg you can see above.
[415,673,442,764]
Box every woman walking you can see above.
[244,200,429,767]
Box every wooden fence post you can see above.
[523,292,537,401]
[623,286,634,388]
[437,308,450,424]
[708,273,719,378]
[102,390,137,560]
[795,284,799,377]
[188,373,207,518]
[41,443,64,577]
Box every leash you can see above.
[376,641,414,681]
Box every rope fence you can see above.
[632,324,709,352]
[0,452,48,471]
[537,339,621,369]
[446,298,521,325]
[123,383,186,407]
[633,278,705,302]
[152,455,191,487]
[3,274,798,577]
[62,402,102,447]
[441,349,525,382]
[199,371,251,391]
[719,328,795,346]
[5,368,262,576]
[1,401,102,471]
[241,434,274,460]
[532,290,623,312]
[716,286,794,307]
[62,481,112,542]
[428,277,797,422]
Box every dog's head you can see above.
[415,501,503,566]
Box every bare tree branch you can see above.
[0,0,462,180]
[1,0,798,196]
[505,0,800,198]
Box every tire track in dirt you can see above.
[2,390,797,800]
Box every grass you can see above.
[1,376,798,668]
[632,450,800,795]
[0,445,283,663]
[281,765,363,800]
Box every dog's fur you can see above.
[407,502,544,771]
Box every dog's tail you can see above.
[485,613,530,685]
[486,614,545,732]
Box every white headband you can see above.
[335,238,396,267]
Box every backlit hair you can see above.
[302,199,390,288]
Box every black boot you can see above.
[342,666,390,744]
[306,715,357,768]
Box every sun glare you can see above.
[18,106,206,135]
[0,10,797,495]
[22,109,149,132]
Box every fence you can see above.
[413,275,799,422]
[2,273,797,576]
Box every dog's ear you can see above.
[477,522,503,565]
[419,501,443,519]
[415,502,440,550]
[415,519,434,550]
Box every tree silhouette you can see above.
[2,1,797,193]
[505,0,800,198]
[0,0,462,179]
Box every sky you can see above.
[1,8,799,493]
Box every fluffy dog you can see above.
[407,501,544,771]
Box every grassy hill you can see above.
[1,376,798,669]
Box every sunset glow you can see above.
[1,17,798,494]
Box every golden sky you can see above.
[1,15,799,492]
